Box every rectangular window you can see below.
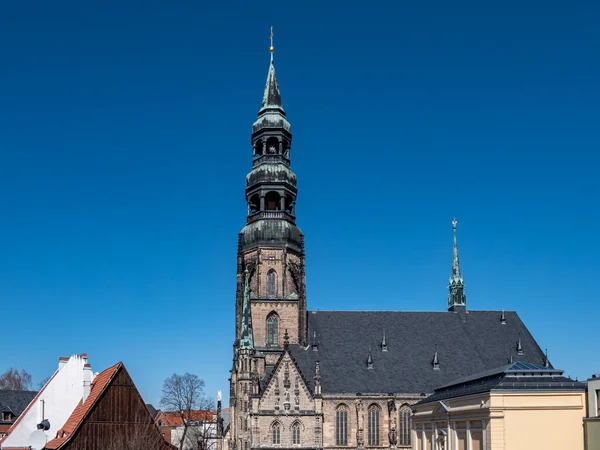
[415,432,422,450]
[424,430,432,450]
[471,430,483,450]
[456,430,467,450]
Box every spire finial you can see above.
[448,218,466,311]
[269,26,274,62]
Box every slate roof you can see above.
[0,390,37,422]
[287,310,548,395]
[260,61,283,112]
[416,361,586,405]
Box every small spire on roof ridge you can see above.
[381,329,388,352]
[432,350,440,370]
[543,349,550,368]
[516,336,523,356]
[367,347,374,369]
[500,310,506,324]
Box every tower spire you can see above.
[448,218,467,311]
[239,268,254,349]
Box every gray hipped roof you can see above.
[287,310,547,395]
[416,361,585,405]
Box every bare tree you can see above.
[160,373,214,450]
[0,368,32,390]
[38,375,51,389]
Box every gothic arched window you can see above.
[368,404,380,446]
[272,422,281,445]
[267,270,277,298]
[336,404,348,446]
[399,405,412,446]
[292,421,301,445]
[267,313,279,346]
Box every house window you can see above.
[336,404,348,446]
[2,412,10,421]
[272,422,281,445]
[399,405,411,446]
[267,270,277,298]
[368,405,380,446]
[292,421,301,445]
[267,313,279,346]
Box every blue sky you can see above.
[1,0,599,406]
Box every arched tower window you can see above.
[271,422,281,445]
[249,194,260,214]
[265,191,281,211]
[267,313,279,346]
[266,137,279,154]
[267,269,277,298]
[254,140,264,157]
[399,405,412,446]
[367,404,380,446]
[291,421,301,445]
[336,404,348,446]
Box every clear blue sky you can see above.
[1,0,599,406]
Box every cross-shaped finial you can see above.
[452,218,457,229]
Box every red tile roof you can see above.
[45,362,122,450]
[161,410,216,427]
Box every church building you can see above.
[227,41,550,450]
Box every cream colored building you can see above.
[584,374,600,450]
[411,362,586,450]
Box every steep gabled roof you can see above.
[287,310,548,395]
[45,363,121,449]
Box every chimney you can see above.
[81,353,88,364]
[58,357,69,371]
[83,363,92,402]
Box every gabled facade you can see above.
[228,35,553,450]
[1,354,93,448]
[251,349,321,450]
[44,361,172,450]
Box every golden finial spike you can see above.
[269,26,274,61]
[452,218,457,229]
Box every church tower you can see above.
[230,31,307,450]
[234,35,307,357]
